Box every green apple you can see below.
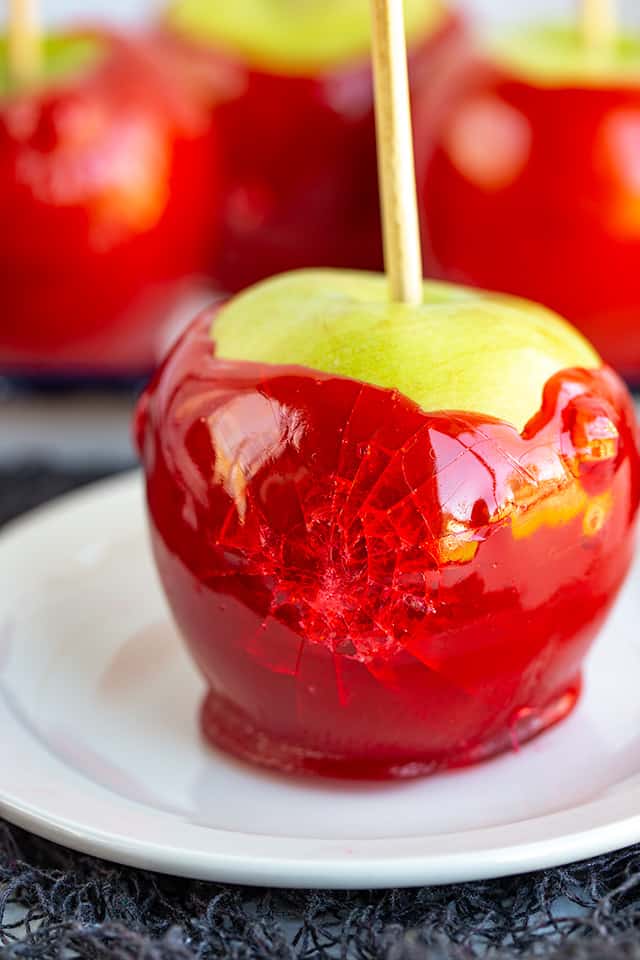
[212,270,599,432]
[490,24,640,87]
[1,34,104,95]
[167,0,446,74]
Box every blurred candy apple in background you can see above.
[417,0,640,382]
[163,0,468,292]
[0,8,226,377]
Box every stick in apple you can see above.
[8,0,42,89]
[581,0,617,52]
[370,0,423,306]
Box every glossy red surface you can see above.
[164,12,468,293]
[136,313,640,779]
[417,58,640,382]
[0,31,224,375]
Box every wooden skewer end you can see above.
[370,0,423,306]
[7,0,42,90]
[581,0,617,52]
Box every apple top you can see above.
[0,33,104,98]
[211,269,600,433]
[166,0,446,74]
[490,24,640,88]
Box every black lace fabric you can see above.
[3,821,640,959]
[2,467,640,960]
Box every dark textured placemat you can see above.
[0,465,123,528]
[2,466,640,960]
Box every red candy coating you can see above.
[163,12,467,293]
[136,314,640,779]
[417,56,640,382]
[0,32,223,375]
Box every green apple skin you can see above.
[0,34,104,96]
[490,24,640,88]
[166,0,446,74]
[212,270,599,432]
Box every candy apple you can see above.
[0,29,225,376]
[136,269,640,779]
[163,0,468,292]
[416,21,640,381]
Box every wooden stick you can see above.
[370,0,423,305]
[581,0,617,52]
[7,0,42,90]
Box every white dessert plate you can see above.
[1,471,640,890]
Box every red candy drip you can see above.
[137,314,640,779]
